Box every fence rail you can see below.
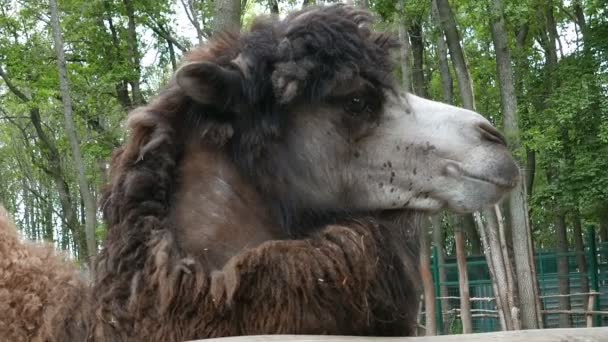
[192,327,608,342]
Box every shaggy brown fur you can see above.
[2,5,424,341]
[0,207,90,341]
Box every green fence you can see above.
[430,226,608,334]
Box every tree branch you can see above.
[181,0,206,43]
[145,20,188,52]
[0,65,31,102]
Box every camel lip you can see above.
[445,162,518,189]
[461,173,517,189]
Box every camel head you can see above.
[173,4,519,219]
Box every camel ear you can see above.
[175,62,243,107]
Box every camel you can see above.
[0,4,519,341]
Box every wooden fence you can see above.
[430,227,608,332]
[193,327,608,341]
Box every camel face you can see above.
[274,86,519,215]
[372,92,519,213]
[175,5,519,216]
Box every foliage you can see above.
[0,0,606,258]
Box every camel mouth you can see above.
[445,162,518,189]
[461,172,517,189]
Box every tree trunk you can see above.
[514,24,536,200]
[102,1,133,109]
[545,2,563,58]
[429,7,452,327]
[486,206,521,329]
[409,23,427,98]
[31,108,86,261]
[302,0,315,8]
[491,0,517,145]
[434,0,475,110]
[463,215,481,256]
[554,211,571,328]
[543,4,559,72]
[432,214,449,334]
[122,0,144,105]
[513,180,544,328]
[268,0,279,14]
[431,0,453,105]
[475,211,510,330]
[496,205,520,330]
[22,182,30,236]
[573,0,587,42]
[572,210,589,305]
[50,0,98,267]
[454,226,472,333]
[542,2,568,328]
[420,220,437,335]
[435,0,490,267]
[599,206,608,243]
[43,191,54,242]
[490,0,541,330]
[396,0,412,93]
[168,39,177,71]
[183,0,205,45]
[526,149,536,198]
[213,0,241,33]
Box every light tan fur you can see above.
[0,206,90,341]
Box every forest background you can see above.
[0,0,607,334]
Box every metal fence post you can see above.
[432,245,444,334]
[586,224,600,327]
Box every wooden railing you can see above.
[193,327,608,341]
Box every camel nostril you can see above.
[478,122,507,147]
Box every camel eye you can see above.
[344,97,370,116]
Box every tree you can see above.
[434,0,483,259]
[430,0,453,104]
[434,0,475,110]
[182,0,206,44]
[393,3,436,333]
[396,0,413,93]
[600,207,608,243]
[122,0,145,105]
[540,1,571,328]
[0,66,87,261]
[409,22,427,98]
[475,208,519,330]
[572,211,589,305]
[213,0,241,33]
[302,0,315,8]
[431,215,449,334]
[268,0,279,14]
[432,0,545,331]
[420,221,437,335]
[49,0,98,266]
[454,224,472,333]
[490,0,542,329]
[433,0,480,333]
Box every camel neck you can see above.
[169,142,283,270]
